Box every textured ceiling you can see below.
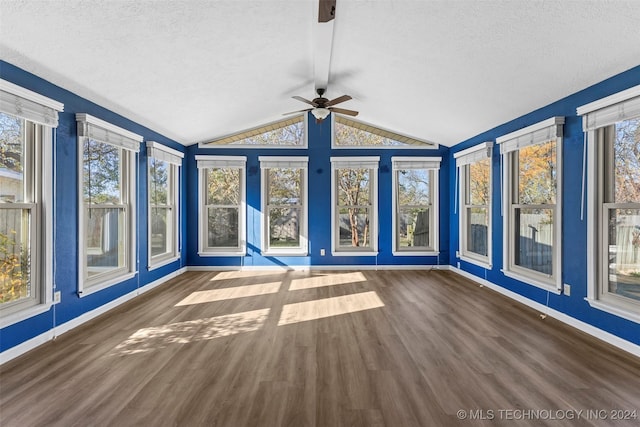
[1,0,639,147]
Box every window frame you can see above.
[259,156,309,256]
[455,143,493,267]
[77,113,141,297]
[0,79,62,328]
[198,115,307,149]
[330,156,379,256]
[196,155,246,256]
[147,141,183,270]
[579,84,640,323]
[332,115,438,150]
[498,117,564,293]
[391,156,441,256]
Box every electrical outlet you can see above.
[563,284,571,296]
[54,291,61,304]
[320,248,325,256]
[457,261,461,269]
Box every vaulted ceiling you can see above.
[1,0,639,147]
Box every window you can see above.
[392,157,441,255]
[259,157,308,255]
[498,117,563,291]
[455,143,493,266]
[579,85,640,322]
[147,142,183,269]
[0,79,62,326]
[196,156,246,256]
[333,115,437,149]
[330,157,379,256]
[199,115,306,148]
[77,114,141,296]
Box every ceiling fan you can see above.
[284,88,358,123]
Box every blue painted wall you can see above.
[186,117,450,268]
[0,61,186,352]
[449,65,640,347]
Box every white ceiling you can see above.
[1,0,639,147]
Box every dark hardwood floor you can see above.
[1,270,639,427]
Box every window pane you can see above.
[86,207,125,277]
[269,207,300,248]
[606,208,640,302]
[0,208,31,304]
[469,159,490,205]
[207,207,238,248]
[613,118,640,203]
[269,168,301,205]
[518,141,556,205]
[83,139,121,204]
[514,208,553,275]
[338,207,370,248]
[149,158,169,205]
[150,207,171,257]
[397,170,430,206]
[467,207,488,256]
[0,113,25,203]
[398,207,429,248]
[207,168,239,205]
[337,169,370,206]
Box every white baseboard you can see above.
[0,267,187,365]
[186,264,448,272]
[449,266,640,359]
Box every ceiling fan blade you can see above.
[283,108,313,116]
[292,96,317,107]
[330,107,359,117]
[318,0,336,23]
[326,94,352,107]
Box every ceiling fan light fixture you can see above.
[311,107,331,120]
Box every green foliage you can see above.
[0,230,29,304]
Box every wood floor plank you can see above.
[1,270,639,427]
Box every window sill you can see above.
[0,302,53,328]
[459,254,491,269]
[332,251,379,257]
[585,298,640,324]
[501,269,561,294]
[148,255,180,271]
[262,251,308,257]
[79,272,137,298]
[392,250,439,257]
[198,251,246,257]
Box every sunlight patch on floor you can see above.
[278,291,384,326]
[289,272,367,290]
[210,270,286,281]
[175,282,282,306]
[110,308,270,355]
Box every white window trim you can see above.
[579,86,640,323]
[498,117,563,293]
[147,142,183,269]
[259,156,309,256]
[0,123,55,328]
[0,78,64,127]
[331,115,438,149]
[330,156,379,256]
[391,156,441,256]
[77,114,141,297]
[455,143,492,268]
[196,155,246,256]
[198,115,308,149]
[0,81,62,327]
